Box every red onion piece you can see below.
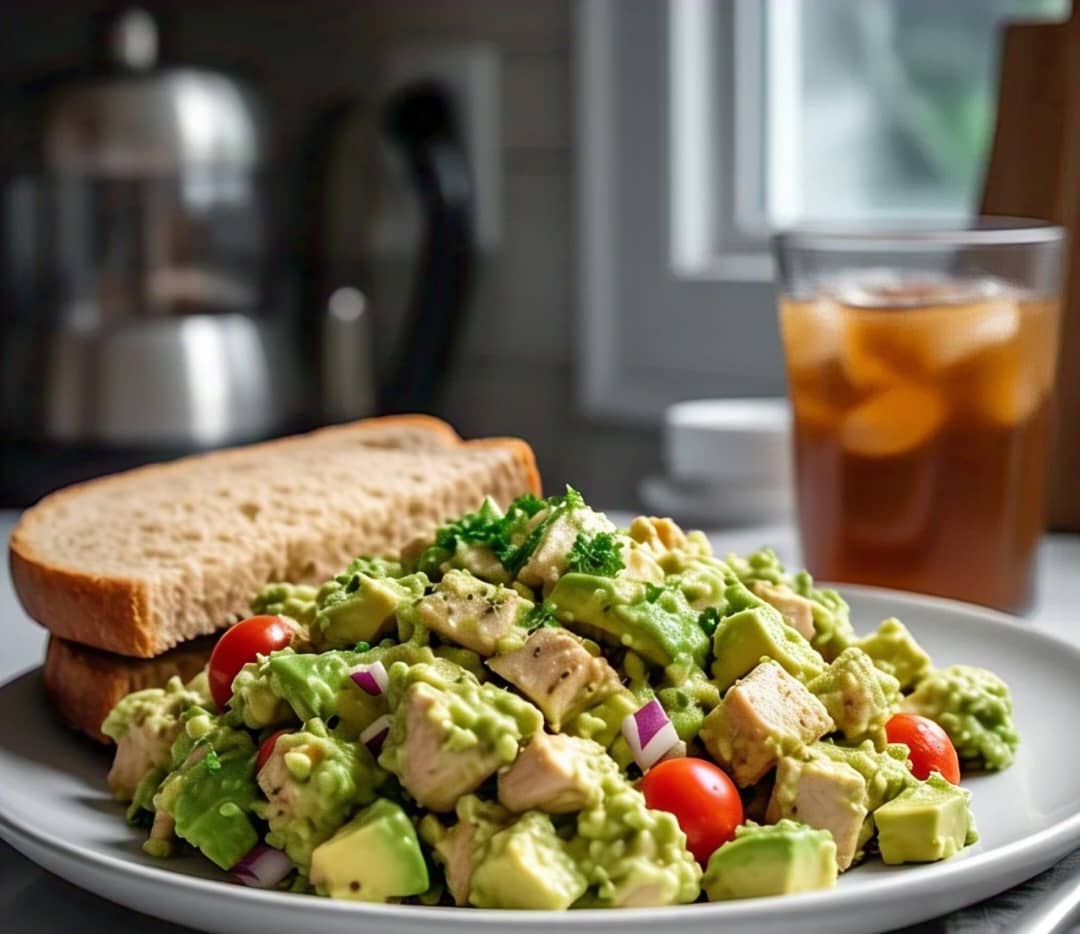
[622,699,680,771]
[360,714,392,755]
[230,844,293,888]
[350,660,389,696]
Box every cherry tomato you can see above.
[256,729,292,773]
[640,757,744,864]
[208,615,294,709]
[885,713,961,784]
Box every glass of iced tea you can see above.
[774,219,1064,613]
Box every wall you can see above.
[1,0,660,508]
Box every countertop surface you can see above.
[2,509,1079,933]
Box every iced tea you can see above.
[780,276,1060,612]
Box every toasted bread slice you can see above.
[12,415,540,657]
[44,635,215,743]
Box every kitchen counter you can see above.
[2,509,1078,933]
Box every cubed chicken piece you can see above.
[487,628,622,730]
[108,721,180,800]
[517,507,615,592]
[436,819,477,906]
[397,682,504,810]
[767,753,869,871]
[700,661,833,787]
[414,570,529,656]
[751,580,816,641]
[498,733,608,813]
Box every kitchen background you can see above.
[2,0,660,508]
[2,0,1075,515]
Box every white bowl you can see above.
[663,398,792,487]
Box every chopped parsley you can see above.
[567,531,625,577]
[526,602,561,631]
[644,582,667,603]
[427,488,586,574]
[203,745,222,774]
[698,606,722,637]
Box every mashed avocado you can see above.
[548,573,711,668]
[253,718,384,870]
[470,812,588,909]
[250,582,320,627]
[570,769,701,907]
[856,618,932,690]
[102,490,1014,906]
[153,711,259,870]
[807,647,901,743]
[903,664,1019,770]
[101,674,212,802]
[723,547,855,661]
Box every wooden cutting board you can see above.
[981,11,1080,530]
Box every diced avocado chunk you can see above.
[855,618,932,690]
[703,820,837,901]
[469,811,588,910]
[874,773,976,864]
[903,664,1019,771]
[153,714,259,870]
[710,588,826,692]
[807,647,901,743]
[724,548,855,661]
[548,573,710,667]
[253,720,385,870]
[313,572,427,650]
[309,799,429,902]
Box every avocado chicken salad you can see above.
[101,489,1020,908]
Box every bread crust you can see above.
[12,416,541,658]
[43,635,215,743]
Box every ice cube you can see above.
[779,297,843,374]
[841,384,947,458]
[915,300,1021,372]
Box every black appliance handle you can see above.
[378,81,474,414]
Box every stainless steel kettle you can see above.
[0,8,473,490]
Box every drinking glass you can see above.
[773,219,1064,612]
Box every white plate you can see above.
[2,586,1079,934]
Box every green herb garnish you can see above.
[698,606,722,637]
[567,531,625,577]
[204,745,222,774]
[526,602,561,631]
[644,582,666,603]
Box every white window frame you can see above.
[575,0,785,424]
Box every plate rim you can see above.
[2,584,1080,928]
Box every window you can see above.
[578,0,1069,421]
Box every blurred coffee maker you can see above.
[0,7,473,505]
